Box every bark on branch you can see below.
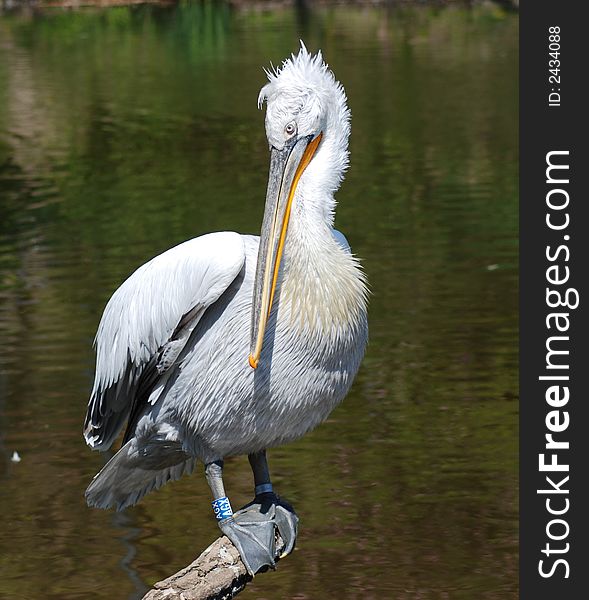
[141,533,286,600]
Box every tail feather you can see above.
[85,439,196,511]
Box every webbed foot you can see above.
[218,493,298,575]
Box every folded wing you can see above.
[83,231,245,451]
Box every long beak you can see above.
[249,132,323,369]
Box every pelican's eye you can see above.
[285,121,297,137]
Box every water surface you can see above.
[0,3,518,598]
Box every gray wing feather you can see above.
[85,437,197,510]
[84,232,245,450]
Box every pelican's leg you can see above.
[208,452,298,576]
[247,450,299,556]
[249,449,272,495]
[205,460,234,520]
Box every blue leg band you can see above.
[212,496,233,521]
[255,483,274,495]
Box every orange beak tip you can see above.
[248,355,259,369]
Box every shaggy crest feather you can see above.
[258,42,338,106]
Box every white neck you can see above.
[279,132,367,338]
[293,103,350,230]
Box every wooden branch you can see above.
[142,533,286,600]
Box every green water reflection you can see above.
[0,2,517,598]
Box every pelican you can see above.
[83,44,368,575]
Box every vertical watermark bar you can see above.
[520,1,589,598]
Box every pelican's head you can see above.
[258,43,350,195]
[249,44,350,369]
